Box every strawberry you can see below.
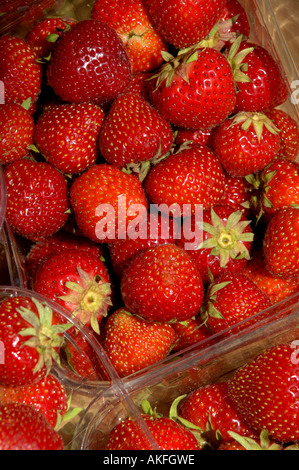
[0,374,68,428]
[0,296,72,387]
[228,343,299,443]
[122,71,154,101]
[25,16,77,59]
[171,316,212,353]
[34,102,105,175]
[4,158,69,241]
[149,46,236,130]
[212,112,281,177]
[263,207,299,279]
[0,403,64,450]
[47,19,132,105]
[98,92,173,173]
[0,102,34,164]
[91,0,167,74]
[70,163,148,244]
[174,128,215,149]
[220,173,252,217]
[178,382,257,443]
[0,35,43,114]
[200,271,272,335]
[103,308,176,377]
[108,211,180,278]
[219,0,250,41]
[120,243,204,323]
[33,249,112,335]
[143,0,226,49]
[177,204,254,284]
[144,143,226,215]
[106,399,201,450]
[265,108,299,162]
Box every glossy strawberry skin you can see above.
[121,243,204,323]
[266,109,299,161]
[228,343,299,443]
[47,19,132,105]
[34,102,105,174]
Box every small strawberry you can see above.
[0,374,68,428]
[174,128,215,149]
[144,143,226,215]
[0,296,72,387]
[265,108,299,162]
[228,343,299,443]
[212,112,281,177]
[91,0,167,74]
[0,35,43,114]
[149,46,236,130]
[98,92,173,173]
[171,316,212,353]
[143,0,226,49]
[0,403,64,450]
[33,249,113,335]
[47,19,132,105]
[220,173,252,217]
[263,207,299,279]
[103,308,176,377]
[219,0,250,41]
[34,102,105,175]
[4,158,69,241]
[120,243,204,323]
[70,163,148,244]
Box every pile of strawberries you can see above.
[0,0,298,450]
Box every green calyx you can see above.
[58,267,112,335]
[18,297,73,375]
[245,167,278,221]
[227,430,283,450]
[228,111,281,143]
[226,34,255,85]
[196,208,254,268]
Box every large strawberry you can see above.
[263,207,299,280]
[0,296,72,387]
[98,92,173,173]
[120,243,204,323]
[149,46,236,130]
[4,158,69,241]
[70,163,148,244]
[144,143,226,215]
[34,102,105,175]
[228,343,299,443]
[0,403,64,450]
[212,112,281,177]
[91,0,167,74]
[143,0,226,49]
[47,19,132,105]
[0,102,34,164]
[0,35,43,114]
[33,249,113,335]
[103,308,176,377]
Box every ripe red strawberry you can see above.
[108,212,180,278]
[174,128,215,149]
[144,143,226,214]
[149,46,236,130]
[171,316,212,353]
[212,112,281,177]
[47,19,132,105]
[0,35,43,114]
[0,374,67,428]
[0,403,64,450]
[4,158,69,241]
[228,39,288,112]
[122,71,154,101]
[228,343,299,443]
[265,108,299,162]
[0,102,34,164]
[98,92,173,172]
[120,243,204,323]
[177,204,254,284]
[219,0,250,41]
[221,173,252,217]
[34,102,105,174]
[200,271,272,335]
[91,0,167,74]
[263,207,299,279]
[25,16,77,58]
[70,163,148,244]
[0,296,72,387]
[33,249,112,335]
[103,308,176,377]
[143,0,226,49]
[178,382,257,443]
